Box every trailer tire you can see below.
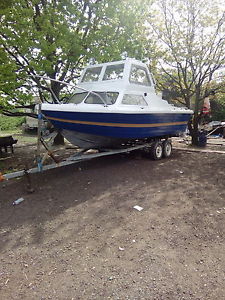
[163,139,172,158]
[150,141,163,160]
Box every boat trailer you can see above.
[0,103,173,182]
[0,130,172,182]
[0,142,159,181]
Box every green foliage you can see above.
[0,0,150,108]
[211,107,225,121]
[0,115,25,131]
[145,0,225,144]
[211,86,225,120]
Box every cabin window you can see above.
[85,92,119,105]
[68,92,88,104]
[129,64,151,86]
[81,67,102,82]
[122,94,148,106]
[103,64,124,81]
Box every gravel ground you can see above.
[1,146,225,300]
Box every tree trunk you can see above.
[191,113,199,146]
[53,132,64,145]
[190,88,201,146]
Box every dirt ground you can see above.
[1,138,225,299]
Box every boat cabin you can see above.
[79,58,155,86]
[67,58,159,107]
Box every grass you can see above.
[0,129,21,136]
[0,115,25,131]
[0,129,37,145]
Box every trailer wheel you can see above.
[150,141,163,160]
[163,139,172,158]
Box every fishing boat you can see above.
[41,58,192,152]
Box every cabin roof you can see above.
[81,57,147,69]
[78,58,154,93]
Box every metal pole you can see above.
[31,75,108,106]
[206,125,225,137]
[36,101,43,172]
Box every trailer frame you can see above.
[0,141,163,181]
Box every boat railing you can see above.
[31,75,108,106]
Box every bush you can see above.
[212,109,225,121]
[0,115,25,131]
[210,100,225,121]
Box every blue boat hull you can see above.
[42,110,191,148]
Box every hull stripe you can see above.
[47,116,187,128]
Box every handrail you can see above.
[32,75,108,106]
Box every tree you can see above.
[0,0,149,110]
[209,76,225,120]
[147,0,225,145]
[0,0,150,144]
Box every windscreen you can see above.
[129,64,151,86]
[84,92,119,105]
[103,64,124,81]
[81,67,102,82]
[67,92,88,104]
